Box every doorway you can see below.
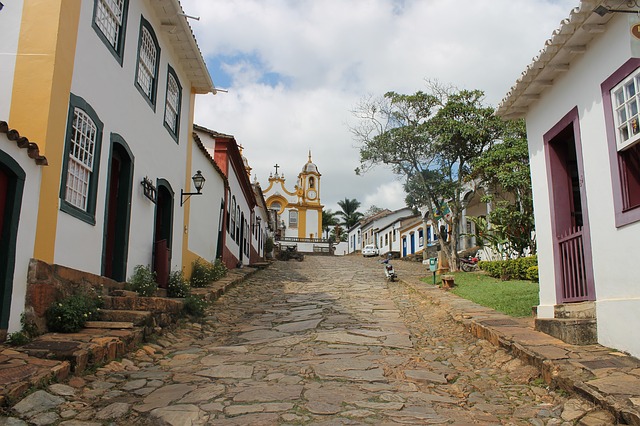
[0,151,26,336]
[545,108,595,303]
[102,137,133,282]
[154,180,173,288]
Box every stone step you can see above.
[18,327,145,373]
[85,321,134,329]
[553,301,596,319]
[101,295,183,314]
[98,309,152,326]
[535,317,597,345]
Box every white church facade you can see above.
[262,153,323,248]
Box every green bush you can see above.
[190,258,227,288]
[167,270,191,298]
[126,265,158,296]
[6,332,30,346]
[526,266,539,282]
[45,293,103,333]
[183,295,209,318]
[479,256,538,281]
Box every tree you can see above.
[322,210,338,239]
[350,83,503,270]
[330,224,347,242]
[336,198,364,229]
[363,205,385,219]
[469,119,535,257]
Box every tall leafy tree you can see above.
[350,83,503,270]
[469,119,535,257]
[336,198,364,229]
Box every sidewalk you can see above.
[394,259,640,425]
[0,266,260,406]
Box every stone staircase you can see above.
[535,301,598,345]
[0,260,260,405]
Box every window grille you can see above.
[65,108,97,211]
[165,73,179,133]
[137,27,157,99]
[95,0,124,48]
[612,70,640,151]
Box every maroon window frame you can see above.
[601,58,640,227]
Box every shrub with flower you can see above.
[126,265,158,296]
[45,292,103,333]
[190,258,227,288]
[167,270,191,298]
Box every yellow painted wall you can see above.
[10,0,82,262]
[182,90,197,277]
[297,207,307,239]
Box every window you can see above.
[612,71,640,151]
[289,210,298,228]
[230,196,236,239]
[93,0,128,63]
[164,66,182,140]
[135,17,160,108]
[60,94,103,225]
[602,59,640,226]
[235,207,241,243]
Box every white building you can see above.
[1,0,214,335]
[497,0,640,356]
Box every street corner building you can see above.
[496,0,640,357]
[0,1,270,340]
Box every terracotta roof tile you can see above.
[0,121,48,166]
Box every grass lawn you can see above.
[421,271,539,317]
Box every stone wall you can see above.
[25,259,124,334]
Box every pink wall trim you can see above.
[601,58,640,228]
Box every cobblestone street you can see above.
[4,256,606,425]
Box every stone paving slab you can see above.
[394,259,640,425]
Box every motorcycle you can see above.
[459,255,479,272]
[381,255,397,282]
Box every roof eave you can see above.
[496,0,613,119]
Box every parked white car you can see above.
[362,245,379,257]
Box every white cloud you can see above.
[182,0,578,215]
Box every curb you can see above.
[399,276,640,424]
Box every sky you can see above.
[180,0,579,215]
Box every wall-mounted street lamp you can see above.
[180,170,205,207]
[252,216,262,231]
[594,5,640,16]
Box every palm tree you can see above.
[322,210,338,239]
[336,198,364,229]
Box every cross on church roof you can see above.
[274,164,280,174]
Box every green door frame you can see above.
[0,149,26,332]
[101,134,134,282]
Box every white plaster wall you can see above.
[54,0,197,276]
[524,15,640,355]
[0,143,42,333]
[227,161,252,266]
[305,209,319,238]
[188,142,225,263]
[0,1,23,120]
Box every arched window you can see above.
[309,177,315,188]
[60,94,103,224]
[135,16,160,107]
[230,196,236,239]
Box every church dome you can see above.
[302,151,319,174]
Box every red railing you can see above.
[557,226,588,302]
